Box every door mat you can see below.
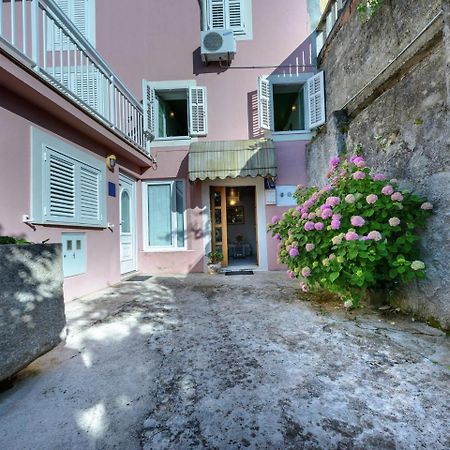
[126,275,152,282]
[224,270,254,276]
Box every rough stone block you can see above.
[0,244,66,381]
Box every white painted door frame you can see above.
[119,173,137,275]
[201,177,268,272]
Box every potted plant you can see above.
[207,250,223,275]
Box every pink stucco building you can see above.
[0,0,324,300]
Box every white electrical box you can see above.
[265,189,276,205]
[62,233,86,277]
[276,186,297,207]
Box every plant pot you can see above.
[207,262,222,275]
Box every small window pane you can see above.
[121,190,131,233]
[67,240,72,251]
[148,184,172,246]
[76,240,81,250]
[175,181,185,248]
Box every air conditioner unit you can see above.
[201,29,236,64]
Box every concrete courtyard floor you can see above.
[0,273,449,450]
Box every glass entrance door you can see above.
[210,187,228,266]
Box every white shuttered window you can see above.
[142,81,208,142]
[206,0,252,39]
[257,71,326,133]
[32,128,106,227]
[51,0,96,47]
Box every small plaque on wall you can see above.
[108,182,116,197]
[276,186,297,206]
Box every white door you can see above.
[119,174,137,274]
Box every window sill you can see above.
[271,131,312,142]
[142,248,193,253]
[152,137,197,148]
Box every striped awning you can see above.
[188,139,277,181]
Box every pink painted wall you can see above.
[93,0,315,273]
[0,87,140,300]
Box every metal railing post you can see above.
[31,0,39,64]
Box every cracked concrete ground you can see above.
[0,273,449,449]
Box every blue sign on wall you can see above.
[108,182,116,197]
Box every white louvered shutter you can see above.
[79,165,101,224]
[307,71,326,129]
[189,87,208,136]
[209,0,225,29]
[227,0,245,36]
[45,149,76,222]
[72,0,88,37]
[143,81,156,144]
[258,76,272,130]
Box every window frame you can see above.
[143,80,208,147]
[258,73,325,140]
[203,0,253,41]
[142,180,187,252]
[31,128,106,228]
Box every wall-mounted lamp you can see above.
[291,104,297,112]
[169,111,175,118]
[106,154,117,171]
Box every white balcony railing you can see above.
[315,0,349,56]
[0,0,150,155]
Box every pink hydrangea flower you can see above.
[314,222,324,231]
[352,156,366,168]
[381,185,394,196]
[304,221,315,231]
[353,171,366,180]
[367,231,382,241]
[345,231,359,241]
[321,208,333,219]
[301,213,308,220]
[366,194,378,204]
[331,219,341,230]
[391,192,404,202]
[329,156,340,168]
[301,267,311,278]
[273,233,281,240]
[345,194,355,204]
[305,243,315,252]
[272,215,281,224]
[389,217,401,227]
[421,202,433,210]
[308,212,317,220]
[328,253,336,261]
[351,216,365,227]
[325,196,341,207]
[289,247,299,257]
[332,235,343,245]
[299,282,309,292]
[332,214,342,221]
[287,270,295,279]
[372,173,386,181]
[323,184,333,192]
[360,236,370,241]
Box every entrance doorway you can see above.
[210,186,258,268]
[119,174,137,275]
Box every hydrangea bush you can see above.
[268,155,433,307]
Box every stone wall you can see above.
[0,244,66,381]
[306,0,450,328]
